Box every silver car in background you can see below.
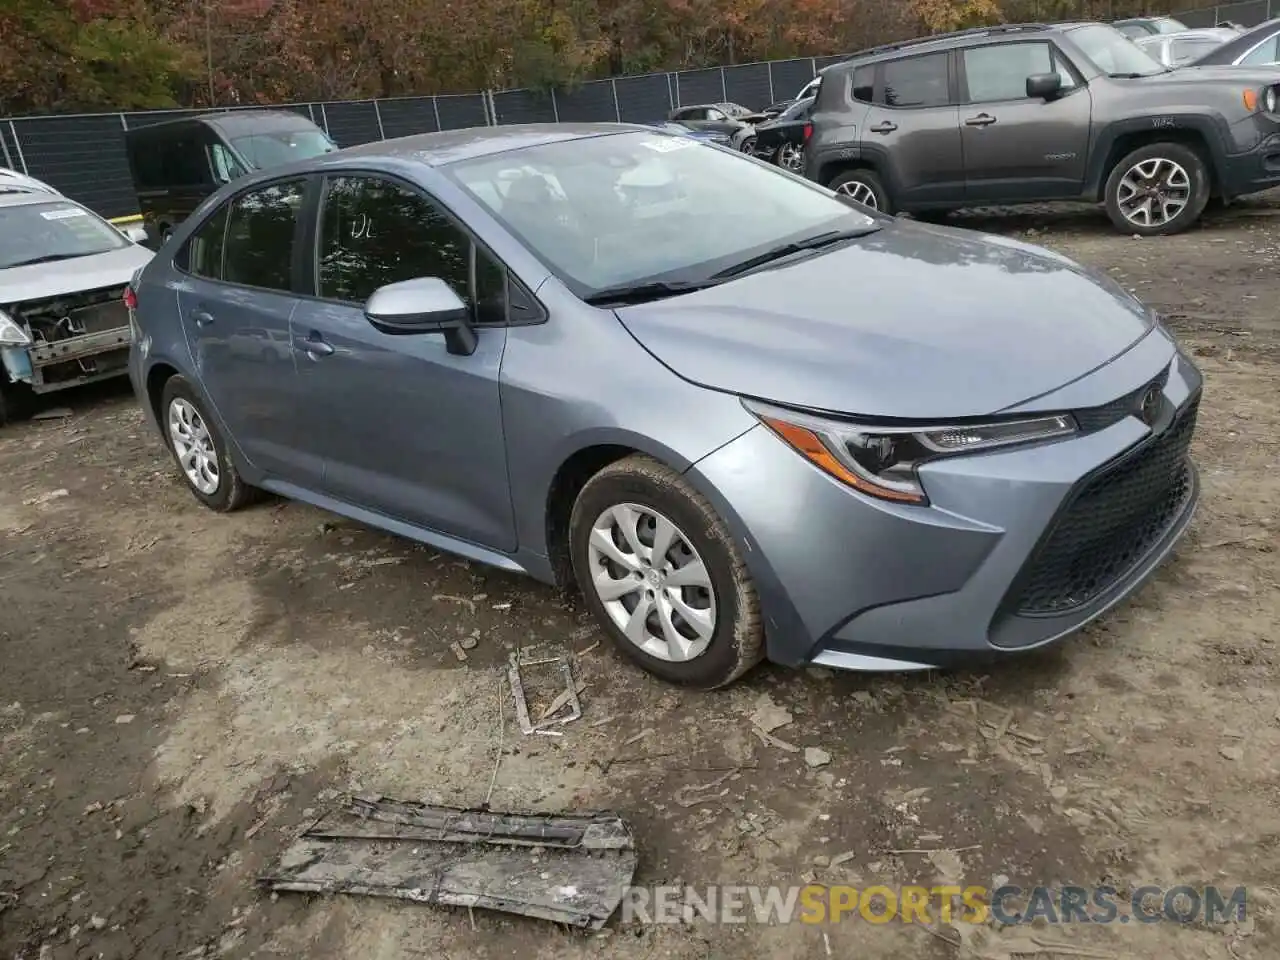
[1133,27,1240,68]
[0,192,153,424]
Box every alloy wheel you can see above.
[739,136,757,154]
[167,397,220,495]
[834,180,878,209]
[586,502,716,663]
[1116,157,1190,229]
[778,143,804,172]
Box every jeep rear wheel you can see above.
[1104,143,1209,237]
[828,168,891,213]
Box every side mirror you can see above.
[1026,73,1063,100]
[364,277,477,356]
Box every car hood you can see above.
[1143,64,1280,84]
[0,244,153,305]
[614,219,1154,420]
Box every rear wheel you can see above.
[160,376,258,512]
[828,168,891,213]
[739,135,757,154]
[775,142,805,173]
[1104,142,1210,236]
[568,455,763,689]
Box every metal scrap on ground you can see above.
[260,797,637,929]
[508,651,581,736]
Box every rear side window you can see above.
[129,131,214,189]
[852,64,874,103]
[1242,32,1280,64]
[881,53,951,108]
[186,205,229,279]
[222,179,305,292]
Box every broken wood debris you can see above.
[508,652,581,736]
[260,797,637,929]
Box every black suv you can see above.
[804,22,1280,235]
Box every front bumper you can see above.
[1219,132,1280,199]
[687,347,1203,671]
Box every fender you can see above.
[807,140,902,197]
[1085,114,1232,198]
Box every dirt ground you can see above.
[2,197,1278,960]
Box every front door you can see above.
[958,41,1092,202]
[861,51,964,206]
[178,178,312,482]
[291,173,517,551]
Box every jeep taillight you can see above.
[803,123,813,142]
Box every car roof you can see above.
[832,22,1091,66]
[128,109,319,137]
[1187,16,1280,63]
[321,123,636,168]
[1136,27,1236,42]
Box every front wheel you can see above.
[738,135,757,154]
[1104,142,1210,237]
[568,455,764,689]
[775,142,805,173]
[828,168,891,213]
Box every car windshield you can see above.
[1153,17,1189,34]
[0,200,127,269]
[1070,23,1169,76]
[231,130,337,170]
[447,131,876,297]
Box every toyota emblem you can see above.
[1139,386,1161,425]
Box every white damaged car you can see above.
[0,190,152,425]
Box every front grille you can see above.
[1073,367,1170,433]
[1012,394,1199,616]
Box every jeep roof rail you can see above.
[846,22,1053,60]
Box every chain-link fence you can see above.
[1,0,1273,220]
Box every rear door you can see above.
[957,41,1092,202]
[860,51,964,206]
[177,178,313,482]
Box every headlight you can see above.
[0,309,31,347]
[744,399,1077,505]
[1266,85,1278,113]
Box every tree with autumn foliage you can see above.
[0,0,1189,116]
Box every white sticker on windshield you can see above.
[40,208,87,220]
[642,136,693,152]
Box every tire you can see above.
[568,454,764,689]
[739,135,757,154]
[1104,142,1210,237]
[159,375,257,512]
[774,142,805,173]
[828,168,891,213]
[0,381,33,427]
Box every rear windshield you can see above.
[0,201,127,269]
[231,130,337,170]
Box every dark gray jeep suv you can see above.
[805,22,1280,235]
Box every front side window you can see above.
[706,108,728,121]
[0,200,128,269]
[222,179,305,291]
[210,143,248,184]
[852,64,874,103]
[447,130,876,297]
[186,204,229,279]
[1241,32,1280,65]
[317,176,505,322]
[963,42,1075,102]
[881,53,951,108]
[230,130,336,171]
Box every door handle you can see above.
[965,113,997,127]
[297,334,334,358]
[190,309,214,327]
[869,121,898,134]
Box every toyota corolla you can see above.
[126,124,1201,688]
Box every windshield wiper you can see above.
[5,253,85,268]
[583,279,722,307]
[708,225,880,282]
[1109,71,1162,78]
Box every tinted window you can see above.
[186,205,229,279]
[852,64,874,103]
[963,43,1074,101]
[1242,33,1280,64]
[317,176,505,323]
[129,132,213,189]
[222,179,305,291]
[882,53,950,108]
